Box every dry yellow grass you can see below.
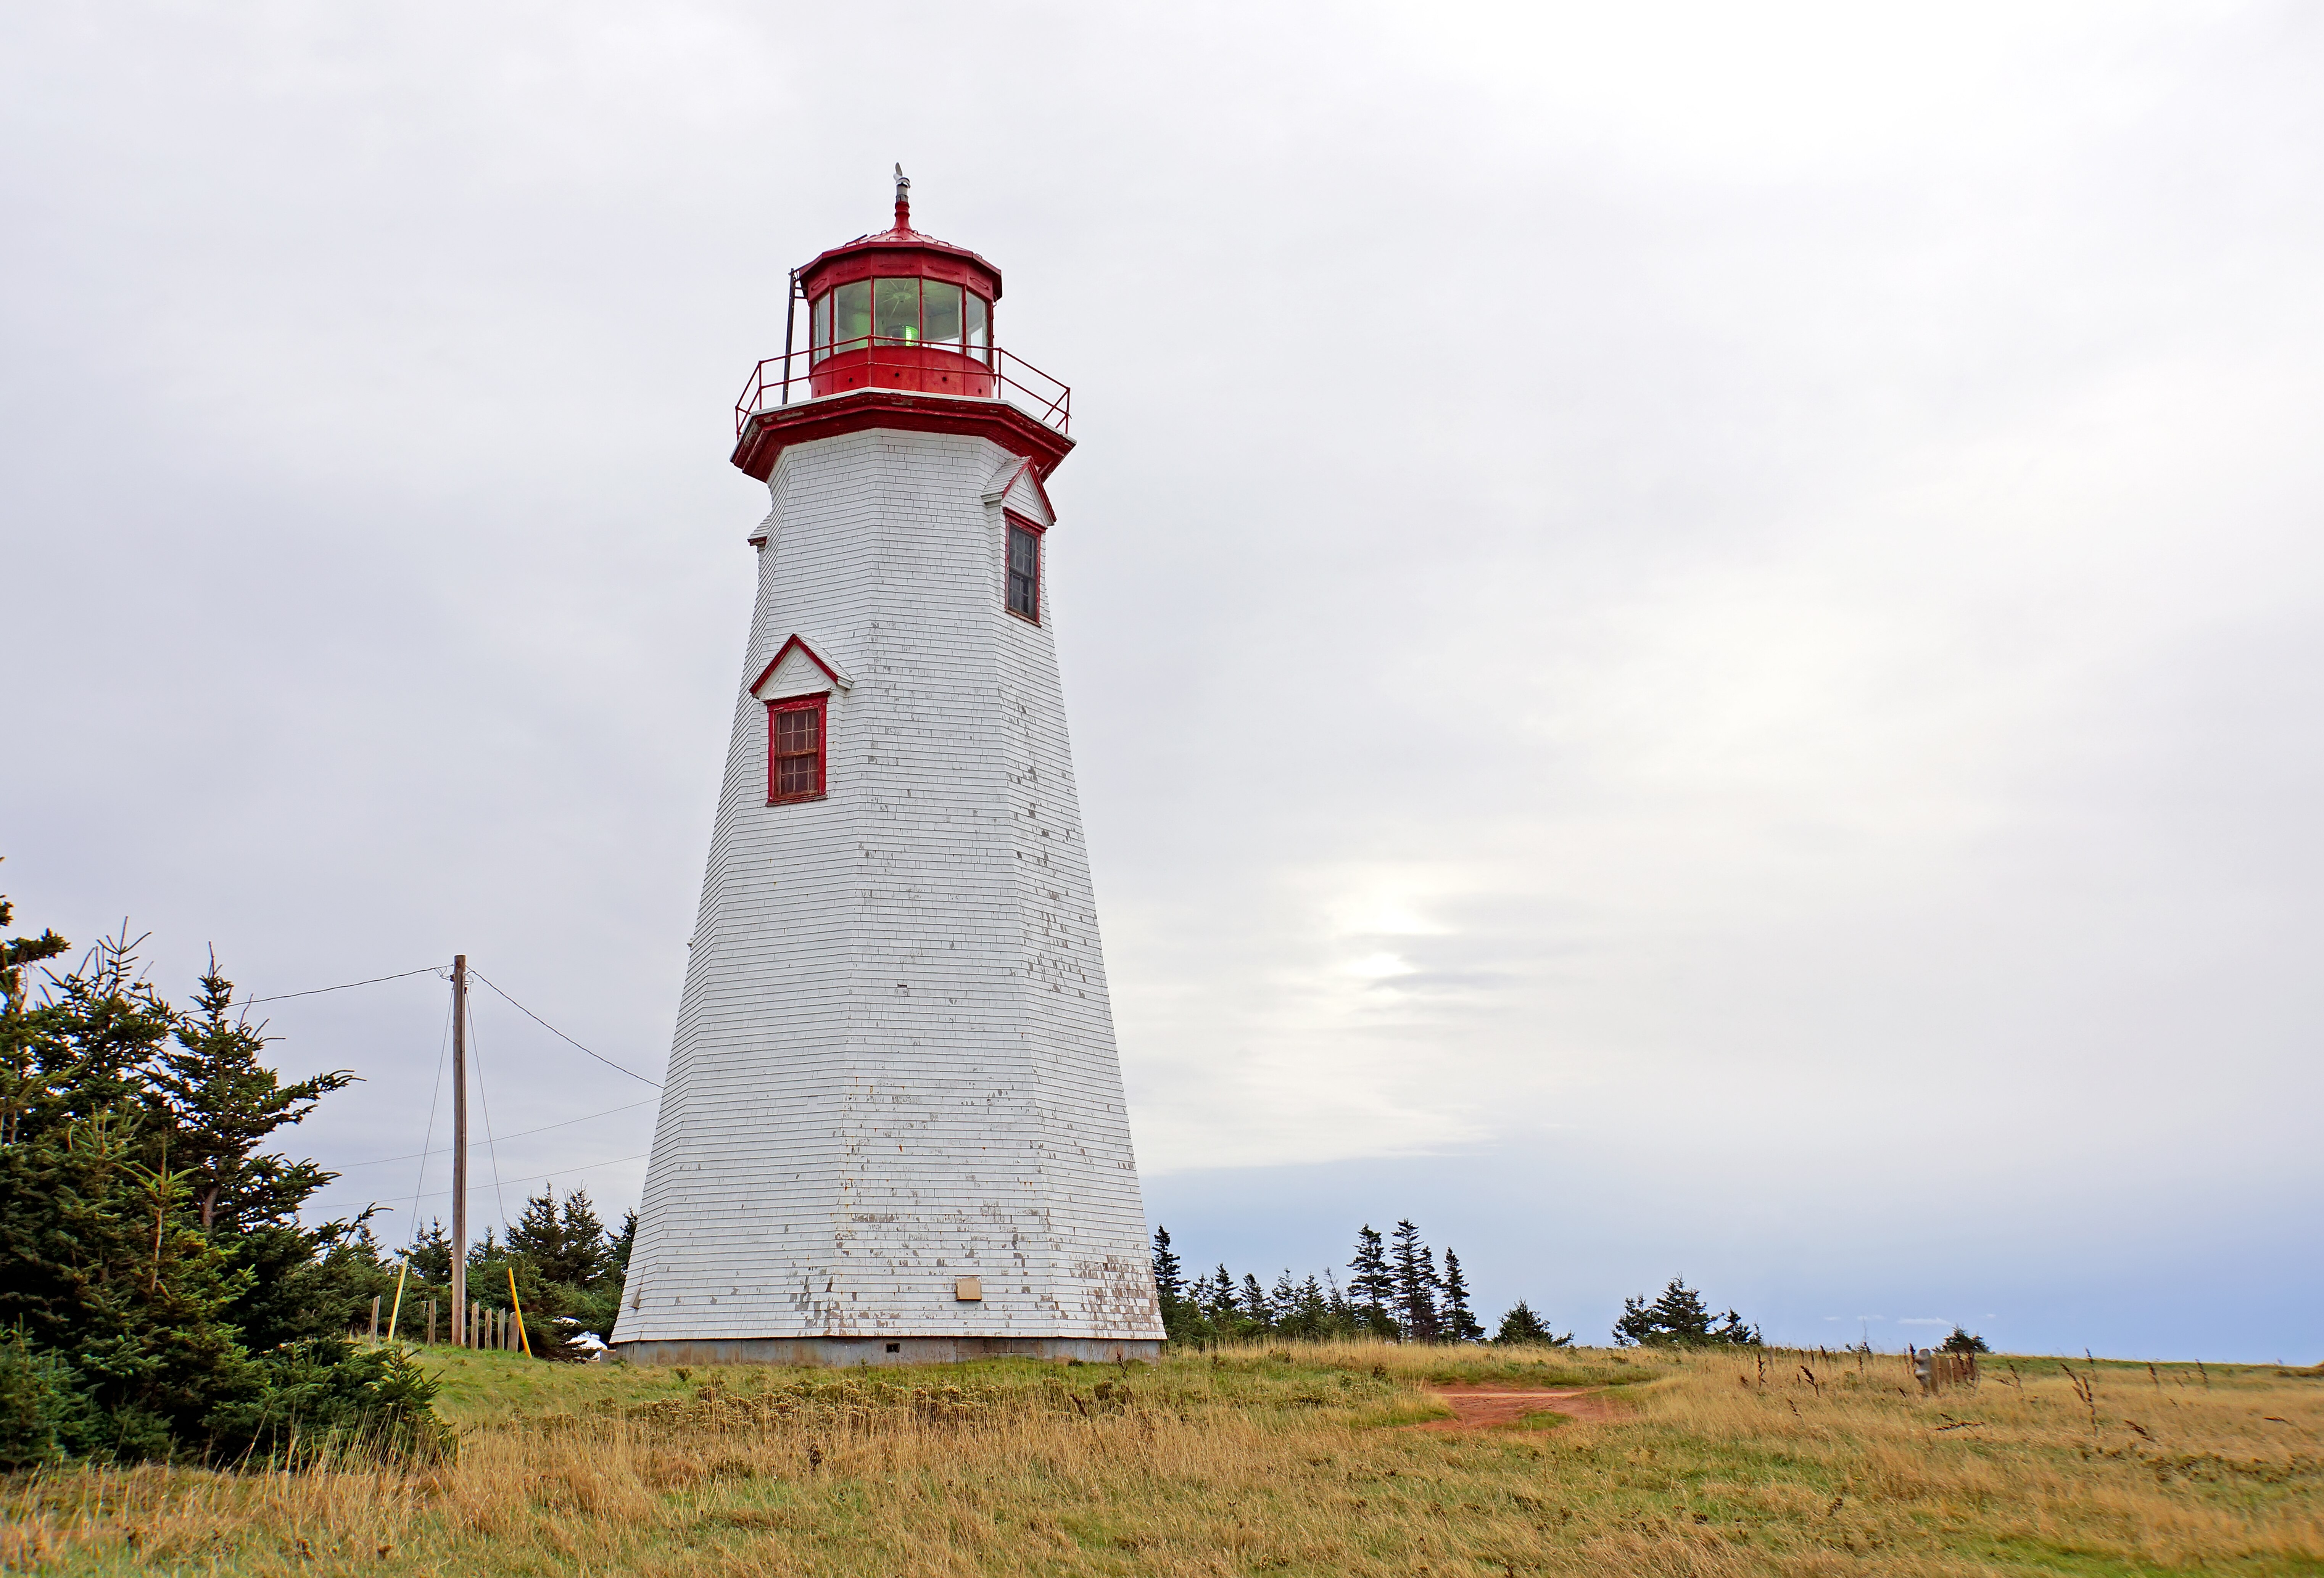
[3,1342,2317,1575]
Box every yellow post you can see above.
[387,1253,411,1342]
[507,1264,533,1358]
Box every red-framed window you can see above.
[1005,515,1042,624]
[767,694,827,804]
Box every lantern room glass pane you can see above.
[810,293,831,362]
[874,277,920,343]
[921,281,963,347]
[966,294,990,364]
[833,281,871,350]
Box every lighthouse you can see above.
[611,173,1164,1364]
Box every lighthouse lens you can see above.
[921,282,962,347]
[875,277,920,343]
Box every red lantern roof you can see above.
[797,172,1002,302]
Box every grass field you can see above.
[3,1341,2318,1575]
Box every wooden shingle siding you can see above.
[614,429,1162,1351]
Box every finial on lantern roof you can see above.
[893,163,911,231]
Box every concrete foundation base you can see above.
[610,1335,1164,1368]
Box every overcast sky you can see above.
[4,2,2319,1361]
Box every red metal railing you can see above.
[734,341,1071,437]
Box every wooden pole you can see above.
[369,1295,380,1342]
[450,954,468,1345]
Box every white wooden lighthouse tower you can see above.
[612,174,1163,1364]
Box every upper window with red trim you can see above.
[767,695,826,804]
[1006,519,1041,624]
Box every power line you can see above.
[306,1149,652,1218]
[335,1098,655,1171]
[472,998,511,1234]
[237,965,445,1006]
[471,970,662,1087]
[403,984,455,1253]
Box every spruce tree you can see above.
[1440,1249,1487,1343]
[508,1187,609,1288]
[1348,1225,1394,1332]
[1241,1272,1271,1329]
[1204,1264,1240,1322]
[609,1210,637,1281]
[407,1221,454,1284]
[0,917,441,1463]
[148,959,353,1233]
[1494,1299,1573,1345]
[1150,1226,1184,1314]
[1390,1219,1442,1342]
[1614,1276,1761,1346]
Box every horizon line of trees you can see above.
[1150,1222,1574,1347]
[1152,1228,1793,1351]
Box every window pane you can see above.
[811,293,831,362]
[921,282,962,347]
[966,294,990,364]
[778,755,817,796]
[874,277,919,343]
[775,710,819,753]
[833,281,871,349]
[1007,526,1039,620]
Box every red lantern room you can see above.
[731,168,1073,484]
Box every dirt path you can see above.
[1409,1384,1625,1432]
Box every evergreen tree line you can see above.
[0,890,445,1467]
[1150,1221,1573,1346]
[1153,1226,1772,1350]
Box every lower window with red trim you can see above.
[767,694,827,804]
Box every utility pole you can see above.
[450,954,468,1344]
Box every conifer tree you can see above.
[1240,1272,1271,1329]
[1390,1219,1442,1342]
[1614,1276,1761,1346]
[0,913,442,1464]
[508,1187,610,1288]
[150,960,354,1234]
[1348,1225,1394,1331]
[1494,1298,1573,1345]
[609,1210,637,1281]
[1150,1226,1184,1313]
[407,1220,454,1284]
[1204,1264,1240,1322]
[1440,1248,1487,1342]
